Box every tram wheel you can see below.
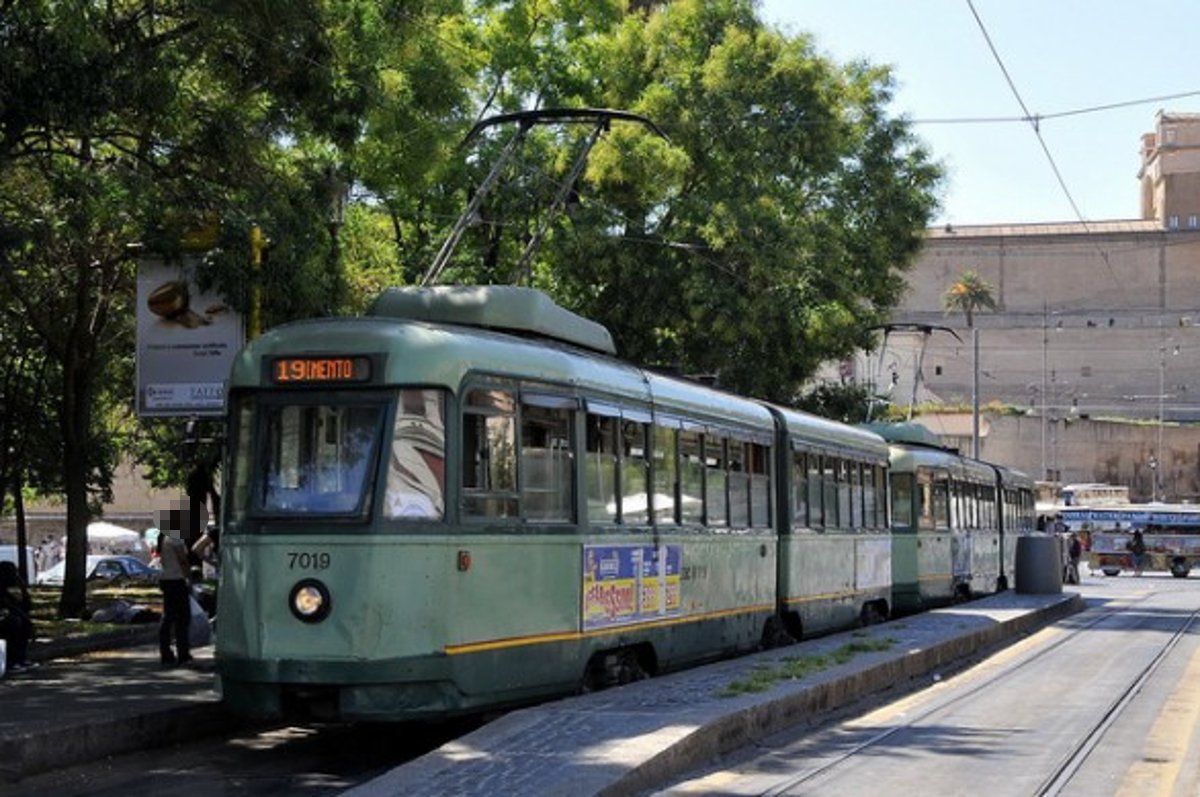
[859,601,888,627]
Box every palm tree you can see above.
[944,270,997,458]
[943,269,998,328]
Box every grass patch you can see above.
[718,636,897,698]
[29,583,163,641]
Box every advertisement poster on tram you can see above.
[136,258,244,417]
[582,544,682,630]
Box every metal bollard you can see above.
[1015,536,1064,594]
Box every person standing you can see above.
[157,505,193,667]
[0,561,35,674]
[1066,533,1083,584]
[1127,529,1147,577]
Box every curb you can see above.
[0,701,238,782]
[30,625,160,663]
[601,593,1084,797]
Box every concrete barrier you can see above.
[1015,536,1063,594]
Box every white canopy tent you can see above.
[62,521,152,563]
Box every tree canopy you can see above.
[408,0,942,402]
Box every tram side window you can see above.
[916,471,935,531]
[462,389,518,518]
[982,485,996,528]
[652,424,679,525]
[836,460,852,529]
[953,482,966,530]
[873,465,888,528]
[808,454,824,528]
[823,456,839,529]
[792,450,808,528]
[621,420,650,525]
[229,397,254,523]
[891,472,914,529]
[705,436,728,527]
[585,414,619,523]
[932,474,950,531]
[861,463,875,529]
[850,462,864,529]
[384,389,446,520]
[521,402,574,522]
[748,442,771,528]
[679,430,705,525]
[728,440,750,527]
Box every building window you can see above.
[1189,215,1198,228]
[1169,215,1180,229]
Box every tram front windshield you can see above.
[258,403,384,515]
[231,388,448,523]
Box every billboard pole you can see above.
[248,226,265,341]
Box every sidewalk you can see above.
[344,589,1084,797]
[0,640,234,782]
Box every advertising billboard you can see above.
[136,258,244,417]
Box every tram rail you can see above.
[744,591,1199,796]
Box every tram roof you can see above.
[229,315,774,432]
[369,285,616,355]
[771,405,889,463]
[887,443,1000,482]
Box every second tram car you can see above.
[215,286,1034,721]
[868,424,1036,614]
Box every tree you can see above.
[942,269,997,328]
[0,0,460,616]
[407,0,942,403]
[943,269,997,457]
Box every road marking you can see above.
[1115,637,1200,797]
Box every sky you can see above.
[759,1,1200,226]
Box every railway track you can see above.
[696,587,1200,797]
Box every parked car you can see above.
[35,555,159,586]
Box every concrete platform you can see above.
[0,643,233,782]
[344,589,1083,797]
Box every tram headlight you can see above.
[289,579,331,623]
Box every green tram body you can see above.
[874,425,1037,615]
[215,287,1033,722]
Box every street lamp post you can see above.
[1041,305,1048,481]
[972,327,980,459]
[1157,340,1165,502]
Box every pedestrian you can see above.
[156,502,193,668]
[1127,529,1147,577]
[0,560,36,674]
[1066,533,1082,584]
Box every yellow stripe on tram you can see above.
[783,589,861,606]
[444,602,776,656]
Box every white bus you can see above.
[1062,504,1200,578]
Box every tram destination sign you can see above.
[270,355,374,385]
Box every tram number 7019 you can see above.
[288,551,332,571]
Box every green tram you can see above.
[869,424,1036,614]
[215,286,1028,721]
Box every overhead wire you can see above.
[964,0,1128,295]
